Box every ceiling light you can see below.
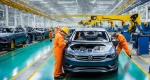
[58,1,75,4]
[49,8,54,10]
[96,1,115,4]
[108,0,124,14]
[40,1,47,4]
[31,0,43,1]
[91,0,96,3]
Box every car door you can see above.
[18,28,26,42]
[14,28,20,44]
[44,28,49,37]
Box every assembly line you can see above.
[1,0,150,80]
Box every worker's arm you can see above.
[57,37,66,48]
[117,36,124,44]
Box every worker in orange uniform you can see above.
[49,29,53,41]
[54,27,59,35]
[113,33,132,58]
[53,27,69,79]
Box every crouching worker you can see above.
[53,27,69,79]
[112,32,132,58]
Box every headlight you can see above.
[65,52,74,58]
[1,37,8,41]
[106,47,117,58]
[107,53,116,58]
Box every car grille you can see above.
[73,66,107,70]
[75,55,106,61]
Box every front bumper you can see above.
[63,55,118,72]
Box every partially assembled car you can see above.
[32,28,49,40]
[0,27,26,50]
[24,26,36,43]
[63,28,118,73]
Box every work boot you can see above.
[54,75,65,79]
[60,73,66,76]
[129,55,132,58]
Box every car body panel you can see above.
[0,27,26,49]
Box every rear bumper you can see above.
[63,55,118,72]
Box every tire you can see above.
[42,35,45,40]
[64,70,69,74]
[10,40,15,50]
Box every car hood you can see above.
[34,30,44,33]
[66,42,115,56]
[0,33,13,37]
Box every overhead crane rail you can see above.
[0,0,55,20]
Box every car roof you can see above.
[75,28,106,31]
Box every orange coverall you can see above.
[49,31,52,40]
[54,32,66,77]
[54,28,58,35]
[116,34,131,56]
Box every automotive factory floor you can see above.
[0,40,149,80]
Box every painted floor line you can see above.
[123,49,150,78]
[0,47,37,62]
[10,47,53,80]
[64,73,69,80]
[0,39,48,57]
[27,54,54,80]
[129,47,150,65]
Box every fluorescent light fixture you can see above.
[96,5,109,8]
[31,0,44,1]
[91,0,96,3]
[107,0,123,14]
[49,8,54,10]
[96,1,115,4]
[58,1,75,4]
[40,1,47,4]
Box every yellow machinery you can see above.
[78,13,141,33]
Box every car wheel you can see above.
[42,35,45,40]
[10,40,15,50]
[64,70,69,74]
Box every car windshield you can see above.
[72,31,109,42]
[69,29,75,34]
[0,28,14,33]
[34,28,43,31]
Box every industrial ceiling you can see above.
[15,0,127,23]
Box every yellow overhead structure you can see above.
[111,0,136,14]
[0,0,55,20]
[78,13,141,32]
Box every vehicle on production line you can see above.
[24,26,36,43]
[0,27,26,50]
[32,28,49,41]
[65,28,76,41]
[63,28,118,73]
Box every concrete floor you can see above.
[0,39,149,80]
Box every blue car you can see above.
[63,28,118,73]
[0,27,26,50]
[32,28,49,41]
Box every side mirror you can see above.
[111,37,116,42]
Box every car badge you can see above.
[88,55,93,61]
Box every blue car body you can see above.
[63,28,118,73]
[0,27,26,49]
